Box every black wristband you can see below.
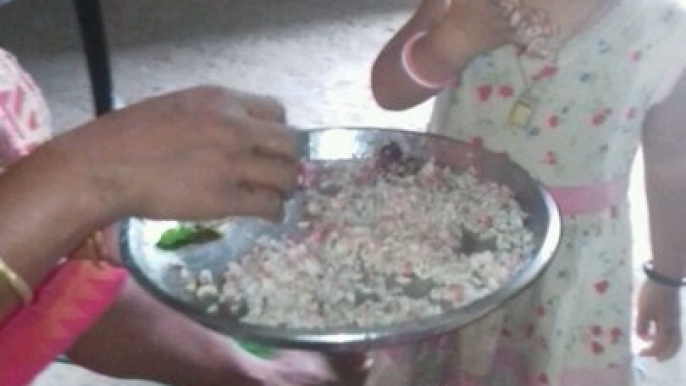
[643,261,686,288]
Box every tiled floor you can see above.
[0,0,682,384]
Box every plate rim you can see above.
[120,126,562,350]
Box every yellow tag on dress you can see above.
[508,87,540,129]
[508,99,534,128]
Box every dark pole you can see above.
[73,0,114,116]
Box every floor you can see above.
[0,0,682,384]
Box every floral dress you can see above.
[367,1,686,385]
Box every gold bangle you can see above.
[0,257,33,305]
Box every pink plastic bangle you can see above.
[400,31,456,90]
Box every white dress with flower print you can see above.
[367,1,686,386]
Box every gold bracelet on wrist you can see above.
[0,257,34,305]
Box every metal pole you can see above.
[73,0,114,116]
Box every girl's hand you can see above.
[371,0,526,110]
[426,0,515,67]
[46,86,299,224]
[636,280,682,361]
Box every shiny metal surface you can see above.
[120,127,561,351]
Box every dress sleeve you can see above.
[646,5,686,107]
[0,49,52,167]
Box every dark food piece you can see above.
[375,142,425,177]
[377,141,404,164]
[395,156,423,177]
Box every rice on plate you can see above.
[174,142,535,329]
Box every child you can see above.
[367,0,686,385]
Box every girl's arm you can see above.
[371,0,450,110]
[371,0,509,110]
[643,72,686,281]
[638,71,686,360]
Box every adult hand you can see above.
[47,86,299,223]
[635,280,682,361]
[232,346,336,386]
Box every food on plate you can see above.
[176,143,534,329]
[156,221,234,251]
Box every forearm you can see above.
[371,0,507,111]
[371,0,474,111]
[372,21,475,111]
[0,140,112,318]
[644,157,686,277]
[643,72,686,280]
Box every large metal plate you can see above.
[120,127,560,351]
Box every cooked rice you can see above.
[179,149,534,329]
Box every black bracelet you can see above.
[643,261,686,288]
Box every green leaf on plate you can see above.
[235,339,275,359]
[156,225,223,250]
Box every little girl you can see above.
[367,0,686,385]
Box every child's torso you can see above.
[432,0,686,186]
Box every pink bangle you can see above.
[400,31,455,90]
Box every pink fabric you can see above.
[548,176,629,216]
[0,263,127,386]
[0,48,127,386]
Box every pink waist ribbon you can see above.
[547,176,629,216]
[0,261,127,386]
